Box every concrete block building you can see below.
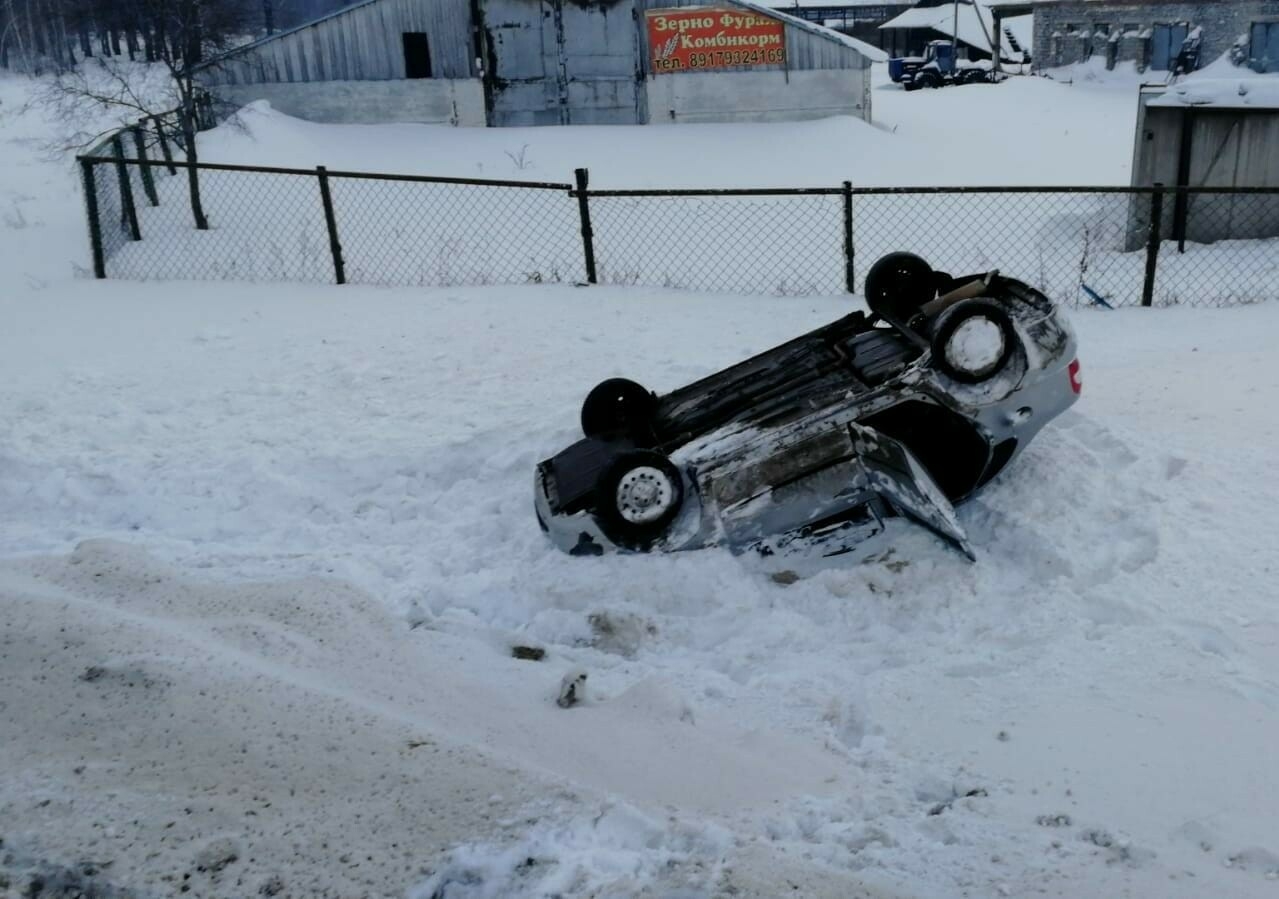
[195,0,885,127]
[1033,0,1279,74]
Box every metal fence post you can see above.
[80,158,107,279]
[132,126,160,207]
[842,180,855,294]
[317,166,346,285]
[574,167,597,284]
[1141,183,1164,308]
[111,134,141,241]
[1174,184,1189,254]
[154,114,178,176]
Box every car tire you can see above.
[864,252,935,322]
[594,450,684,549]
[916,71,942,89]
[581,378,657,441]
[931,299,1018,384]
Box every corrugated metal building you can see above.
[196,0,885,127]
[1126,81,1279,248]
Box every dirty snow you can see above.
[5,62,1279,899]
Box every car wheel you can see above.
[931,299,1018,383]
[594,450,684,549]
[581,378,656,441]
[864,252,935,322]
[916,71,942,89]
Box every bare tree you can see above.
[37,0,253,229]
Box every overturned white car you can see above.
[535,253,1081,562]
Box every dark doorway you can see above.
[402,32,432,79]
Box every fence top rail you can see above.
[73,149,1279,197]
[846,184,1279,196]
[582,187,846,198]
[75,154,576,191]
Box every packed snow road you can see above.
[3,279,1279,898]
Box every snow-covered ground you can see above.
[190,63,1141,188]
[93,62,1277,305]
[4,64,1279,898]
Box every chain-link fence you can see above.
[80,95,217,276]
[78,134,1279,308]
[588,188,848,295]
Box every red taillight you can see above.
[1068,359,1082,394]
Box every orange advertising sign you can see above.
[646,7,787,73]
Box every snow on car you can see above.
[535,253,1080,562]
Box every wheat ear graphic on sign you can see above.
[657,35,679,60]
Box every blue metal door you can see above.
[1150,23,1187,71]
[1251,22,1279,73]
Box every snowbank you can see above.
[194,64,1141,188]
[5,275,1279,897]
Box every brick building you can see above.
[1033,0,1279,73]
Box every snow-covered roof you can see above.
[879,2,1023,59]
[743,0,889,60]
[203,0,888,72]
[1148,79,1279,110]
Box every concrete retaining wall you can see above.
[209,79,487,127]
[645,68,869,124]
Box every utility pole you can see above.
[952,0,959,59]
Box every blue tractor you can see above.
[889,40,992,90]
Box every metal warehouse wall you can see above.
[635,0,873,122]
[200,0,475,84]
[209,79,487,126]
[646,68,869,123]
[198,0,873,125]
[1135,108,1279,191]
